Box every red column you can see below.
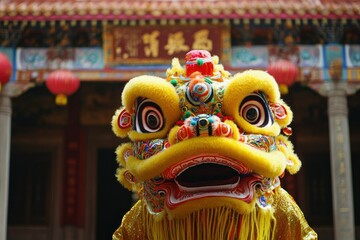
[61,92,85,227]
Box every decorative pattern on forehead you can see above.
[176,79,225,119]
[186,73,213,105]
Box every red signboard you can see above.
[103,24,230,65]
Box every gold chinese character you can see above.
[142,31,160,57]
[192,29,213,51]
[165,31,189,55]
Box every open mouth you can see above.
[142,155,265,212]
[175,163,241,192]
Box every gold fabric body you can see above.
[113,188,317,240]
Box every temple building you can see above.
[0,0,360,239]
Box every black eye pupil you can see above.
[147,114,159,128]
[246,108,258,121]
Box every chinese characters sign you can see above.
[103,25,230,65]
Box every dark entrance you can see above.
[96,148,132,239]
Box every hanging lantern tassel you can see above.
[267,59,298,95]
[278,84,289,95]
[55,93,68,105]
[46,70,80,106]
[0,52,13,93]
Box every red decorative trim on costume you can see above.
[214,122,233,137]
[222,116,234,121]
[282,127,293,136]
[117,108,132,129]
[176,120,185,126]
[124,170,136,183]
[163,154,252,179]
[142,154,265,213]
[177,125,196,141]
[270,103,287,120]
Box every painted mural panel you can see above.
[231,46,268,68]
[298,45,323,68]
[16,48,104,70]
[323,44,346,81]
[17,48,48,69]
[75,48,104,69]
[345,45,360,68]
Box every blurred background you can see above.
[0,0,360,239]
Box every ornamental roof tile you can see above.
[1,0,359,22]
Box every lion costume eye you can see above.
[135,98,164,133]
[239,93,273,128]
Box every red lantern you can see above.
[267,60,298,94]
[0,52,12,92]
[46,70,80,105]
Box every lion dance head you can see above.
[111,50,317,240]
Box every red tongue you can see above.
[175,163,239,188]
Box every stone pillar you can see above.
[321,81,356,240]
[0,94,11,240]
[0,82,34,240]
[316,59,358,240]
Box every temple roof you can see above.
[1,0,360,22]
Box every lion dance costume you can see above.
[111,50,317,240]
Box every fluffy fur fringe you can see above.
[143,205,276,240]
